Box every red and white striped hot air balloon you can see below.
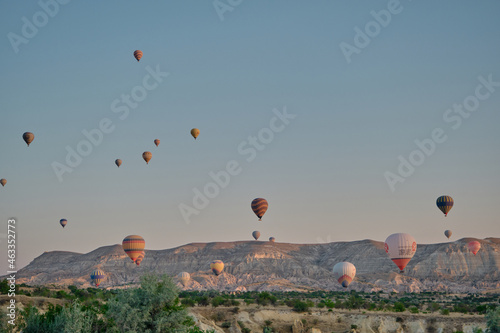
[384,233,417,273]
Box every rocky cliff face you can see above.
[10,238,500,292]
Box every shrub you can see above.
[293,301,309,313]
[221,322,231,328]
[441,309,450,316]
[393,302,405,312]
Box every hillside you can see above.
[10,238,500,293]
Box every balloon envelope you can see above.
[115,159,122,167]
[122,235,146,262]
[333,262,356,288]
[60,219,67,228]
[210,260,224,276]
[23,132,34,146]
[251,198,268,221]
[178,272,190,284]
[142,151,152,164]
[468,241,481,255]
[133,50,143,61]
[252,231,260,240]
[90,270,105,287]
[190,128,200,139]
[444,230,452,239]
[135,251,145,266]
[0,179,6,187]
[436,195,454,217]
[384,233,417,272]
[154,139,160,147]
[269,237,275,242]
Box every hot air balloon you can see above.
[142,151,152,164]
[251,198,268,221]
[0,179,6,187]
[122,235,145,262]
[190,128,200,140]
[90,270,105,287]
[210,260,224,276]
[444,230,452,239]
[178,272,190,285]
[468,241,481,255]
[115,159,122,168]
[384,233,417,273]
[60,219,67,228]
[133,50,143,62]
[269,237,275,242]
[154,139,160,147]
[23,132,34,147]
[332,262,356,288]
[252,231,260,240]
[436,195,454,217]
[135,251,145,266]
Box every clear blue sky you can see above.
[1,1,499,271]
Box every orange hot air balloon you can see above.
[135,251,145,266]
[190,128,200,140]
[23,132,34,146]
[134,50,143,62]
[59,219,67,228]
[142,151,152,164]
[468,241,481,255]
[0,179,6,187]
[251,198,268,221]
[384,233,417,273]
[122,235,145,262]
[210,260,224,276]
[269,237,275,242]
[115,159,122,168]
[154,139,160,147]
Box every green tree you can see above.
[106,274,193,333]
[486,307,500,332]
[393,302,405,312]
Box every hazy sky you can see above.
[1,1,499,271]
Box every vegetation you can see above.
[1,274,214,333]
[2,278,499,332]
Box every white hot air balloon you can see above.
[332,262,356,288]
[384,233,417,273]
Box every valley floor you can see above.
[190,304,487,333]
